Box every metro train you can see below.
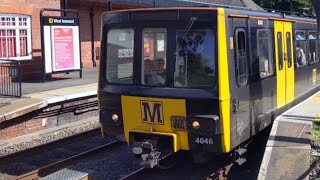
[98,6,320,167]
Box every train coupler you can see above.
[132,141,161,168]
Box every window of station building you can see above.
[106,29,134,84]
[308,31,318,64]
[295,31,308,68]
[142,28,167,86]
[257,29,274,78]
[0,15,31,60]
[235,28,248,86]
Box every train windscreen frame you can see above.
[103,9,218,89]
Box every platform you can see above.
[0,68,98,122]
[0,68,100,156]
[258,92,320,180]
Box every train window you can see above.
[277,32,283,70]
[142,28,167,86]
[257,29,274,78]
[106,29,134,84]
[286,32,292,68]
[174,29,215,87]
[295,31,308,68]
[308,31,318,64]
[235,28,248,86]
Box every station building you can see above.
[0,0,261,80]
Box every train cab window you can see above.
[295,31,308,68]
[142,28,167,86]
[174,29,215,87]
[277,32,283,70]
[308,31,318,64]
[257,29,274,78]
[235,28,248,86]
[106,29,134,84]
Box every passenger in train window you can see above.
[296,48,307,67]
[144,58,166,85]
[154,58,166,80]
[144,59,153,83]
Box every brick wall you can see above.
[1,1,145,69]
[0,0,61,59]
[68,5,108,68]
[0,97,98,140]
[69,3,142,68]
[0,112,43,140]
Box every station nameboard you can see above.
[41,14,81,74]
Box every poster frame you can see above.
[40,8,82,82]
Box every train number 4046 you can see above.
[195,137,213,145]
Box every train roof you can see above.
[224,8,316,23]
[100,0,317,23]
[103,6,317,24]
[103,0,262,10]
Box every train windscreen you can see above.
[104,9,217,89]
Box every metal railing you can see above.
[0,60,21,97]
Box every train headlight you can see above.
[112,114,119,122]
[192,121,200,130]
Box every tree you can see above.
[253,0,314,16]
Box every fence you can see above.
[0,60,21,97]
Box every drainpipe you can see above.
[108,1,112,11]
[63,0,68,16]
[90,8,96,67]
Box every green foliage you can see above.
[253,0,314,16]
[312,123,320,148]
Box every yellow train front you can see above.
[98,7,320,168]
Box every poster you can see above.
[42,16,81,74]
[53,27,75,70]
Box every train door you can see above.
[274,21,295,108]
[231,17,251,144]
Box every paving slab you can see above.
[258,92,320,180]
[26,83,97,104]
[0,97,46,123]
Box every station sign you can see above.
[41,14,81,74]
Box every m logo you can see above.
[49,18,53,24]
[141,101,164,124]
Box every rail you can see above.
[13,141,121,180]
[0,60,21,97]
[119,153,174,180]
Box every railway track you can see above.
[13,141,121,180]
[206,162,234,180]
[118,152,234,180]
[0,129,100,161]
[119,153,174,180]
[0,129,118,179]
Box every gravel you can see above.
[0,131,113,179]
[51,145,143,180]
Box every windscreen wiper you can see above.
[174,17,197,55]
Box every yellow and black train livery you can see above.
[98,7,319,161]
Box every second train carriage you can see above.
[98,7,320,167]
